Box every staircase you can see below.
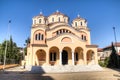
[26,65,103,73]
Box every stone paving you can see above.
[0,66,120,80]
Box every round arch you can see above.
[62,47,72,65]
[49,46,59,65]
[74,47,84,65]
[36,49,46,66]
[33,29,45,44]
[86,50,95,65]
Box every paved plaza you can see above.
[0,67,120,80]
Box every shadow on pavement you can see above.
[109,68,120,80]
[0,66,54,80]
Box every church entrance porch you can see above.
[62,50,68,65]
[35,47,97,66]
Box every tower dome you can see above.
[72,15,87,29]
[48,10,69,24]
[32,12,46,25]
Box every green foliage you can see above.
[107,42,120,68]
[24,37,30,56]
[104,57,109,66]
[99,61,105,67]
[0,36,22,64]
[24,47,27,55]
[99,57,109,67]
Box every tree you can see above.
[24,37,30,55]
[0,36,22,64]
[107,42,119,68]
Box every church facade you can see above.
[26,11,98,66]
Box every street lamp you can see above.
[113,27,119,67]
[3,20,11,71]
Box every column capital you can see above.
[71,50,74,53]
[59,50,62,53]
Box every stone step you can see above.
[26,65,103,73]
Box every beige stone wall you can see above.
[26,11,98,66]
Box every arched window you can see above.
[35,34,38,40]
[41,34,44,40]
[84,36,86,41]
[34,20,36,24]
[81,35,84,40]
[81,22,82,26]
[52,18,54,22]
[39,19,41,23]
[66,30,68,33]
[58,17,60,22]
[64,19,66,22]
[75,22,77,27]
[56,31,59,35]
[38,33,41,40]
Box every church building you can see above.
[26,11,98,67]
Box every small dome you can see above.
[33,12,45,18]
[50,10,68,17]
[72,15,87,28]
[73,15,85,21]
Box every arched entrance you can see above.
[49,46,59,65]
[62,47,71,65]
[36,49,46,66]
[87,50,95,65]
[62,50,68,65]
[74,47,84,65]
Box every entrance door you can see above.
[62,50,68,65]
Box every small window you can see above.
[39,19,41,23]
[64,19,66,22]
[41,34,44,40]
[84,36,86,41]
[75,22,77,27]
[81,35,84,40]
[52,18,54,22]
[38,33,41,40]
[58,17,60,22]
[56,31,59,35]
[81,22,82,26]
[34,20,36,24]
[66,30,68,33]
[35,34,38,40]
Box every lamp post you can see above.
[3,20,11,71]
[113,27,119,67]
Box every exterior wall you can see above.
[48,15,68,23]
[97,43,120,61]
[26,11,98,66]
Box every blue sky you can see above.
[0,0,120,48]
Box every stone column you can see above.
[59,51,62,65]
[94,52,98,64]
[83,51,87,65]
[46,50,49,65]
[72,51,75,65]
